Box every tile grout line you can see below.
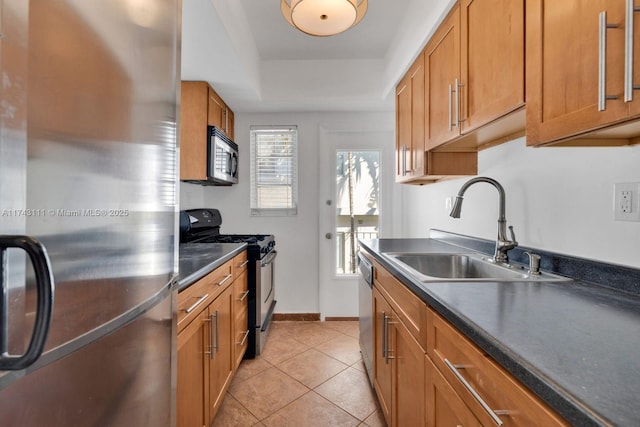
[216,321,380,426]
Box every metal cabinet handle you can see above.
[448,83,454,130]
[204,315,213,358]
[238,329,250,346]
[401,145,408,176]
[599,11,620,111]
[625,0,640,101]
[217,274,232,287]
[211,310,219,359]
[381,312,387,360]
[0,236,55,370]
[238,290,250,302]
[448,80,463,130]
[239,259,249,268]
[382,312,395,364]
[444,358,505,426]
[183,294,209,313]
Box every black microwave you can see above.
[207,126,238,185]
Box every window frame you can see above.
[249,125,299,216]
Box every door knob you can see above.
[325,233,333,239]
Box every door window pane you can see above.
[335,150,380,275]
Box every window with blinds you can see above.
[250,126,298,216]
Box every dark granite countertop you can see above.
[359,236,640,427]
[177,242,247,292]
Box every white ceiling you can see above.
[181,0,454,113]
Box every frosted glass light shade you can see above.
[281,0,368,37]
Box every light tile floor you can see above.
[212,321,386,427]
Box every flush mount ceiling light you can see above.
[281,0,368,37]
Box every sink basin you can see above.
[383,252,570,282]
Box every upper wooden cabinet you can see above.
[396,52,426,182]
[396,44,477,184]
[180,81,235,181]
[425,0,525,151]
[425,5,461,150]
[460,0,525,133]
[207,88,234,140]
[526,0,640,146]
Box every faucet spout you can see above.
[449,177,517,263]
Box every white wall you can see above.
[180,111,396,315]
[399,137,640,269]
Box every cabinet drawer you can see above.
[373,260,428,349]
[233,250,249,276]
[177,259,234,332]
[426,354,482,427]
[233,270,249,322]
[177,278,211,333]
[427,308,567,427]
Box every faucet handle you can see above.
[524,251,541,275]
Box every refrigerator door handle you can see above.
[0,236,55,370]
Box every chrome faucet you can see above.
[449,177,518,264]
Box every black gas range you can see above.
[180,208,276,358]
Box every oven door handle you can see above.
[261,250,277,267]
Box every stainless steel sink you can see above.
[383,252,570,282]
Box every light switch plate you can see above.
[614,183,640,221]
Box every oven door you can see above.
[259,250,277,326]
[256,250,277,354]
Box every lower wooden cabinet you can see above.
[233,269,249,370]
[373,284,427,427]
[177,251,248,427]
[373,287,393,424]
[177,310,207,427]
[394,313,426,426]
[426,355,481,427]
[427,308,568,427]
[368,258,568,427]
[207,286,234,419]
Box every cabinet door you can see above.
[394,319,426,427]
[426,5,461,150]
[396,75,412,181]
[208,87,225,130]
[426,356,482,427]
[373,287,394,426]
[526,0,627,145]
[177,311,208,427]
[207,286,234,422]
[396,53,426,182]
[180,81,209,180]
[227,108,235,140]
[461,0,524,133]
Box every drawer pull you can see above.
[444,358,506,426]
[217,273,233,286]
[238,329,250,346]
[239,259,250,267]
[238,289,250,302]
[183,294,209,314]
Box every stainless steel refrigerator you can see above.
[0,0,180,425]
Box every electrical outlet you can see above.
[614,183,640,221]
[445,197,454,214]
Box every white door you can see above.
[318,127,396,319]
